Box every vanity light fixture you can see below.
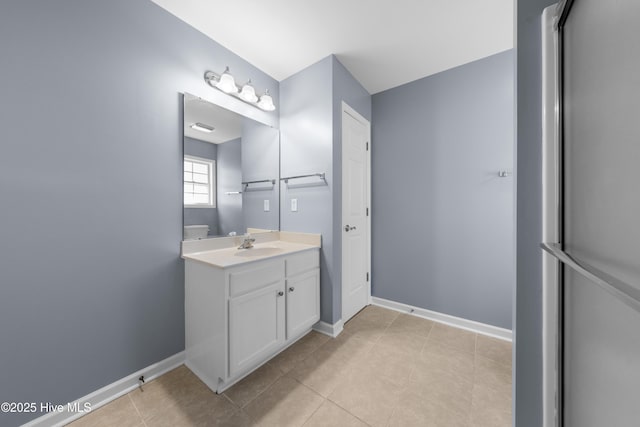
[204,68,276,112]
[190,122,215,133]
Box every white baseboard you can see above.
[371,297,512,342]
[312,319,344,338]
[22,351,185,427]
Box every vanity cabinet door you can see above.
[286,268,320,340]
[228,280,285,377]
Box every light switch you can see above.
[263,200,270,212]
[291,198,298,212]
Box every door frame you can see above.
[341,101,372,323]
[541,4,561,427]
[542,2,573,426]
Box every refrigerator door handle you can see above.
[541,242,640,313]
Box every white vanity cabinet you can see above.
[185,248,319,393]
[228,260,286,377]
[285,250,321,339]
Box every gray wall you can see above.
[371,50,515,330]
[280,55,371,323]
[515,0,558,425]
[280,57,335,322]
[0,1,278,425]
[331,57,372,322]
[184,136,219,235]
[242,119,280,232]
[217,138,243,236]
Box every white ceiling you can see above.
[152,0,513,94]
[184,94,242,144]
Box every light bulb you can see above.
[215,67,238,94]
[257,90,276,111]
[239,80,258,103]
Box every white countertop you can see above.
[182,239,320,269]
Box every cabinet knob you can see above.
[289,287,295,292]
[277,291,284,297]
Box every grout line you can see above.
[221,392,240,409]
[127,393,148,427]
[225,366,285,410]
[328,397,373,426]
[300,396,326,427]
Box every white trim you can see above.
[312,319,344,338]
[371,297,512,342]
[22,352,185,427]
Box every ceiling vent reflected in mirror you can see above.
[184,94,242,145]
[204,67,276,112]
[190,122,215,133]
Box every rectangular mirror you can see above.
[183,93,279,240]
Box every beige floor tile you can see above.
[224,363,283,408]
[287,346,352,397]
[427,323,477,354]
[476,335,512,367]
[317,333,375,366]
[302,400,368,427]
[328,367,404,427]
[471,381,511,414]
[342,316,386,343]
[269,331,330,374]
[420,341,476,379]
[470,384,512,427]
[388,392,469,427]
[470,409,511,427]
[130,366,239,426]
[355,341,418,387]
[387,313,434,337]
[128,366,197,412]
[216,409,257,427]
[474,356,512,396]
[66,307,514,427]
[245,376,324,427]
[148,392,239,426]
[67,395,142,427]
[350,305,399,327]
[408,361,473,417]
[376,329,427,358]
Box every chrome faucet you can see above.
[238,234,255,249]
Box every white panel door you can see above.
[341,103,370,323]
[228,281,285,377]
[286,268,320,339]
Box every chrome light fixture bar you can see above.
[204,67,276,112]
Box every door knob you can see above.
[277,291,284,297]
[344,225,350,232]
[289,287,295,292]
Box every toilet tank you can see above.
[184,225,209,240]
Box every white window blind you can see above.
[184,156,215,207]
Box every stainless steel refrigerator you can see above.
[541,0,640,425]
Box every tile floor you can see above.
[68,306,512,427]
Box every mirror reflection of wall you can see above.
[183,93,279,240]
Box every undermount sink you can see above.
[234,247,284,257]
